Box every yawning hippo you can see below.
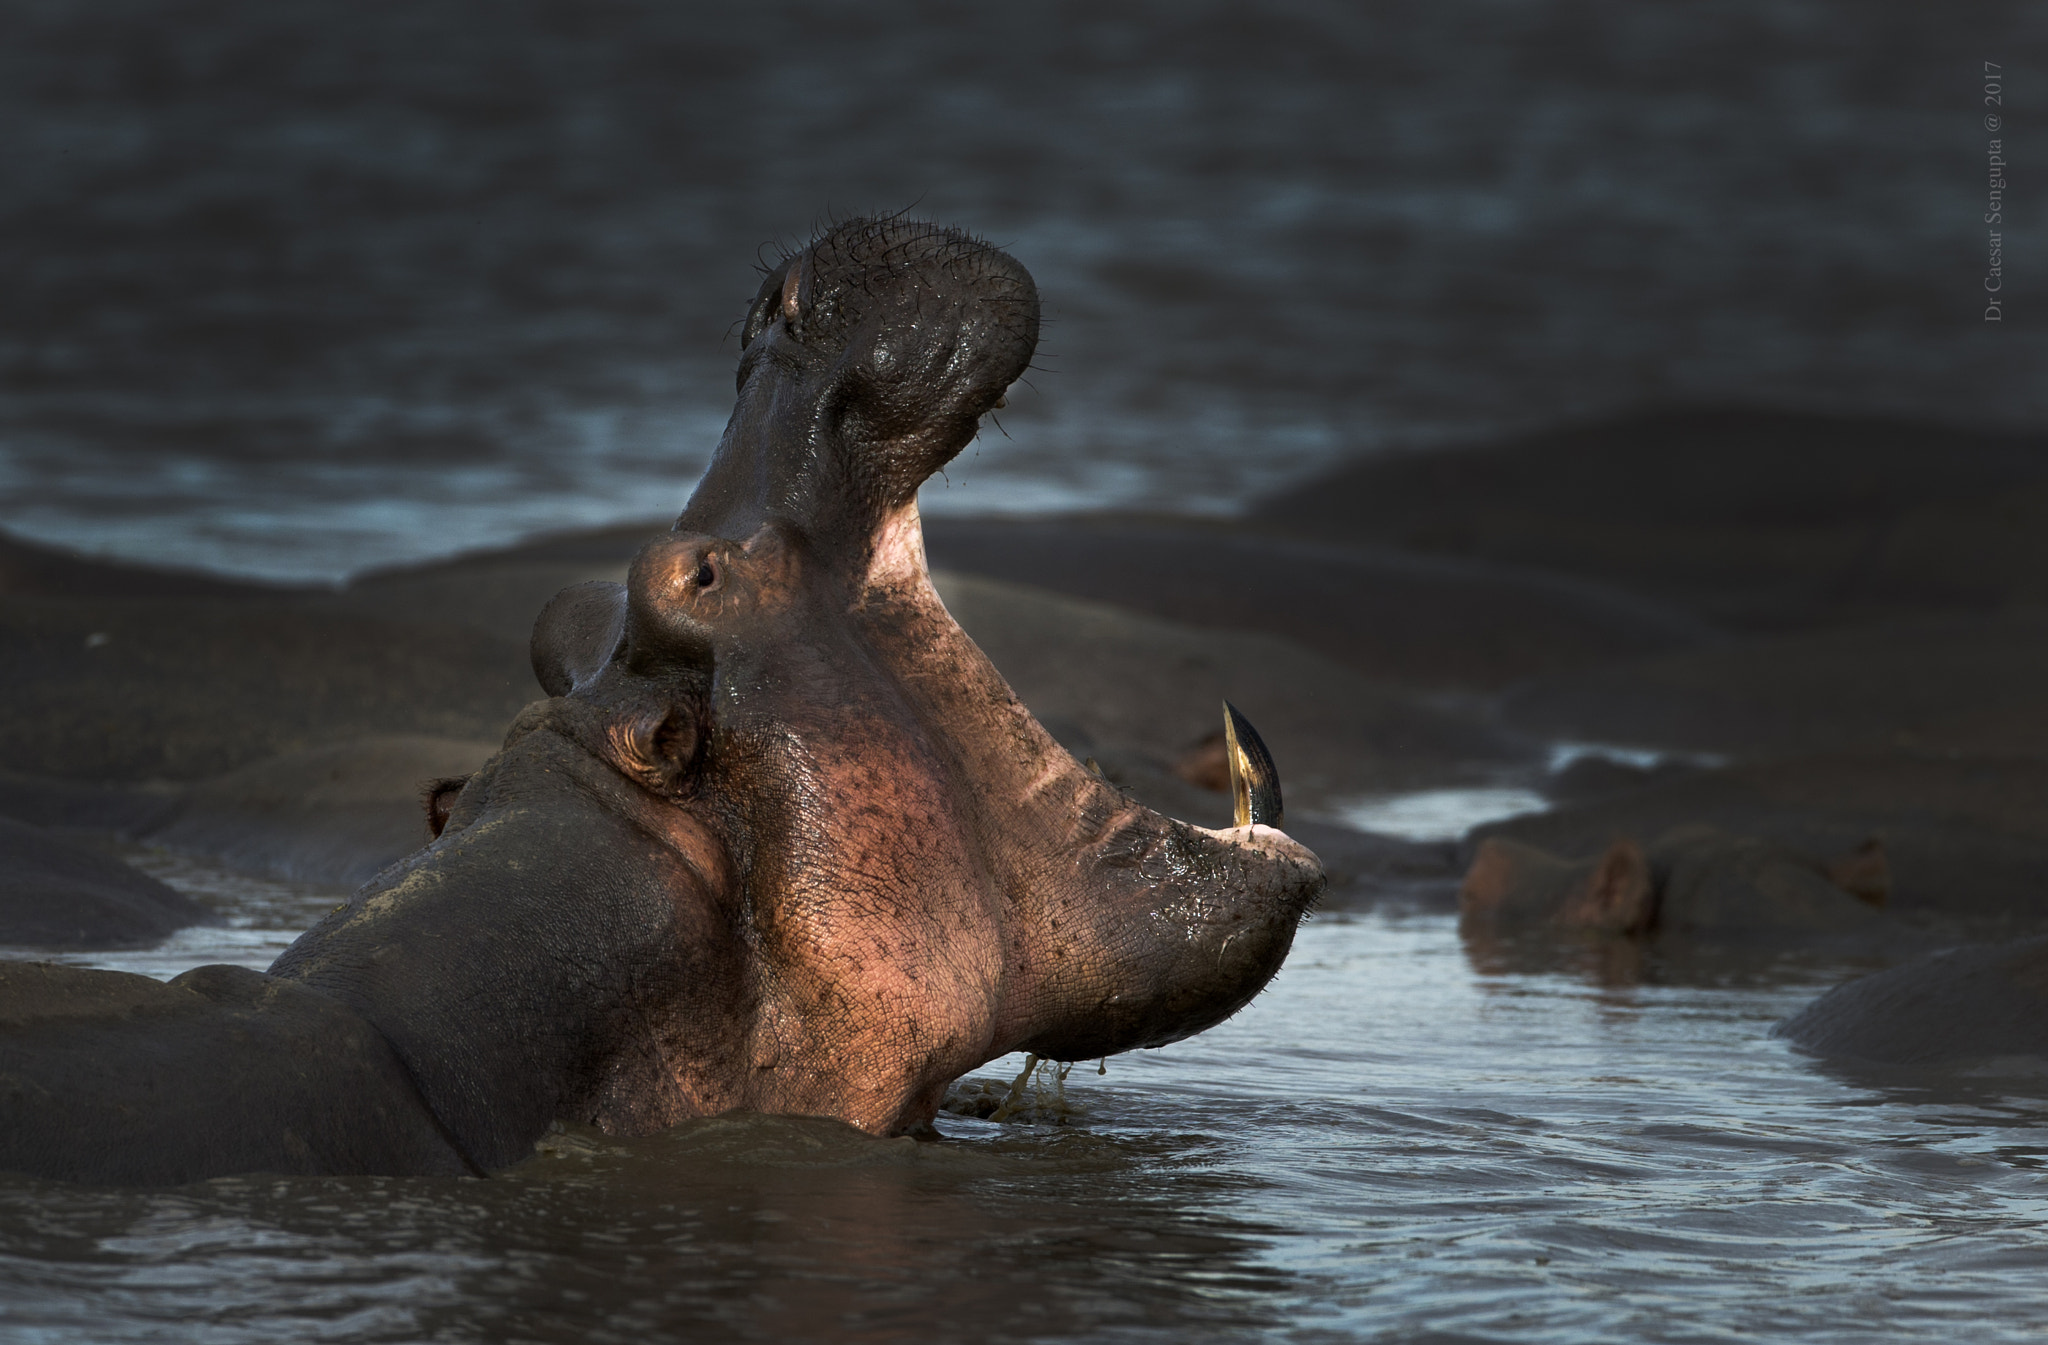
[0,218,1324,1184]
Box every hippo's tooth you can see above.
[1222,701,1283,829]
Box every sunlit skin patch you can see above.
[618,527,1008,1131]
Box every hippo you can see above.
[1459,826,1890,943]
[1776,934,2048,1079]
[1456,825,1901,983]
[0,217,1324,1185]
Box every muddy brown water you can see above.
[5,855,2048,1343]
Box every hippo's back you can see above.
[0,962,472,1185]
[1777,935,2048,1071]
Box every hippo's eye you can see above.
[692,561,716,589]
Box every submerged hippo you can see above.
[0,218,1324,1184]
[1459,827,1890,943]
[1777,934,2048,1077]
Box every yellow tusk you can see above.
[1221,700,1284,828]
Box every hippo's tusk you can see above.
[1222,701,1283,829]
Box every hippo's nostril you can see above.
[781,266,802,325]
[779,257,813,337]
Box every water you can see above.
[1,0,2042,580]
[1326,788,1550,842]
[6,892,2048,1341]
[0,848,345,980]
[1321,746,1722,840]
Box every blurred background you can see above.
[2,0,2040,582]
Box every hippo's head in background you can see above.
[274,218,1324,1170]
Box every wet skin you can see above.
[0,218,1325,1183]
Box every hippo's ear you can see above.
[423,775,469,839]
[532,581,628,696]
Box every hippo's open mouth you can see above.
[257,218,1328,1167]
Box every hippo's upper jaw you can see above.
[277,217,1325,1162]
[689,216,1042,575]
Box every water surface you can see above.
[6,899,2046,1342]
[2,0,2040,580]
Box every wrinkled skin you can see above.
[0,218,1323,1183]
